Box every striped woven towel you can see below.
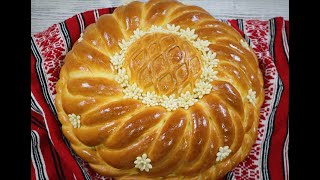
[31,7,289,180]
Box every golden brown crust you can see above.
[125,33,202,95]
[55,0,264,179]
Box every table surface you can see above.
[31,0,288,35]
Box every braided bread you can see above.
[55,0,264,179]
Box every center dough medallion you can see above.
[125,33,202,96]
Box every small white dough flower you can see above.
[141,91,160,106]
[178,91,198,109]
[110,53,125,70]
[134,153,152,172]
[202,51,219,67]
[201,66,218,82]
[115,68,129,87]
[160,94,179,111]
[180,27,198,40]
[150,25,164,32]
[123,83,143,100]
[208,58,219,67]
[193,39,210,52]
[119,38,134,51]
[193,81,212,98]
[240,39,250,50]
[68,113,80,128]
[247,89,256,104]
[216,146,232,162]
[166,24,181,33]
[132,28,146,39]
[202,50,216,60]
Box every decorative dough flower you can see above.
[123,83,143,100]
[141,91,160,106]
[193,39,210,52]
[132,28,146,39]
[180,27,198,40]
[115,68,129,87]
[134,153,152,172]
[110,53,125,70]
[240,39,250,50]
[202,51,219,67]
[166,24,181,33]
[178,91,198,109]
[150,25,164,32]
[68,113,80,128]
[160,94,179,111]
[193,81,212,98]
[246,89,256,104]
[216,146,232,162]
[201,66,218,82]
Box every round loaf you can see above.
[55,0,264,179]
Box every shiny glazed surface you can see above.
[125,33,202,96]
[55,0,265,179]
